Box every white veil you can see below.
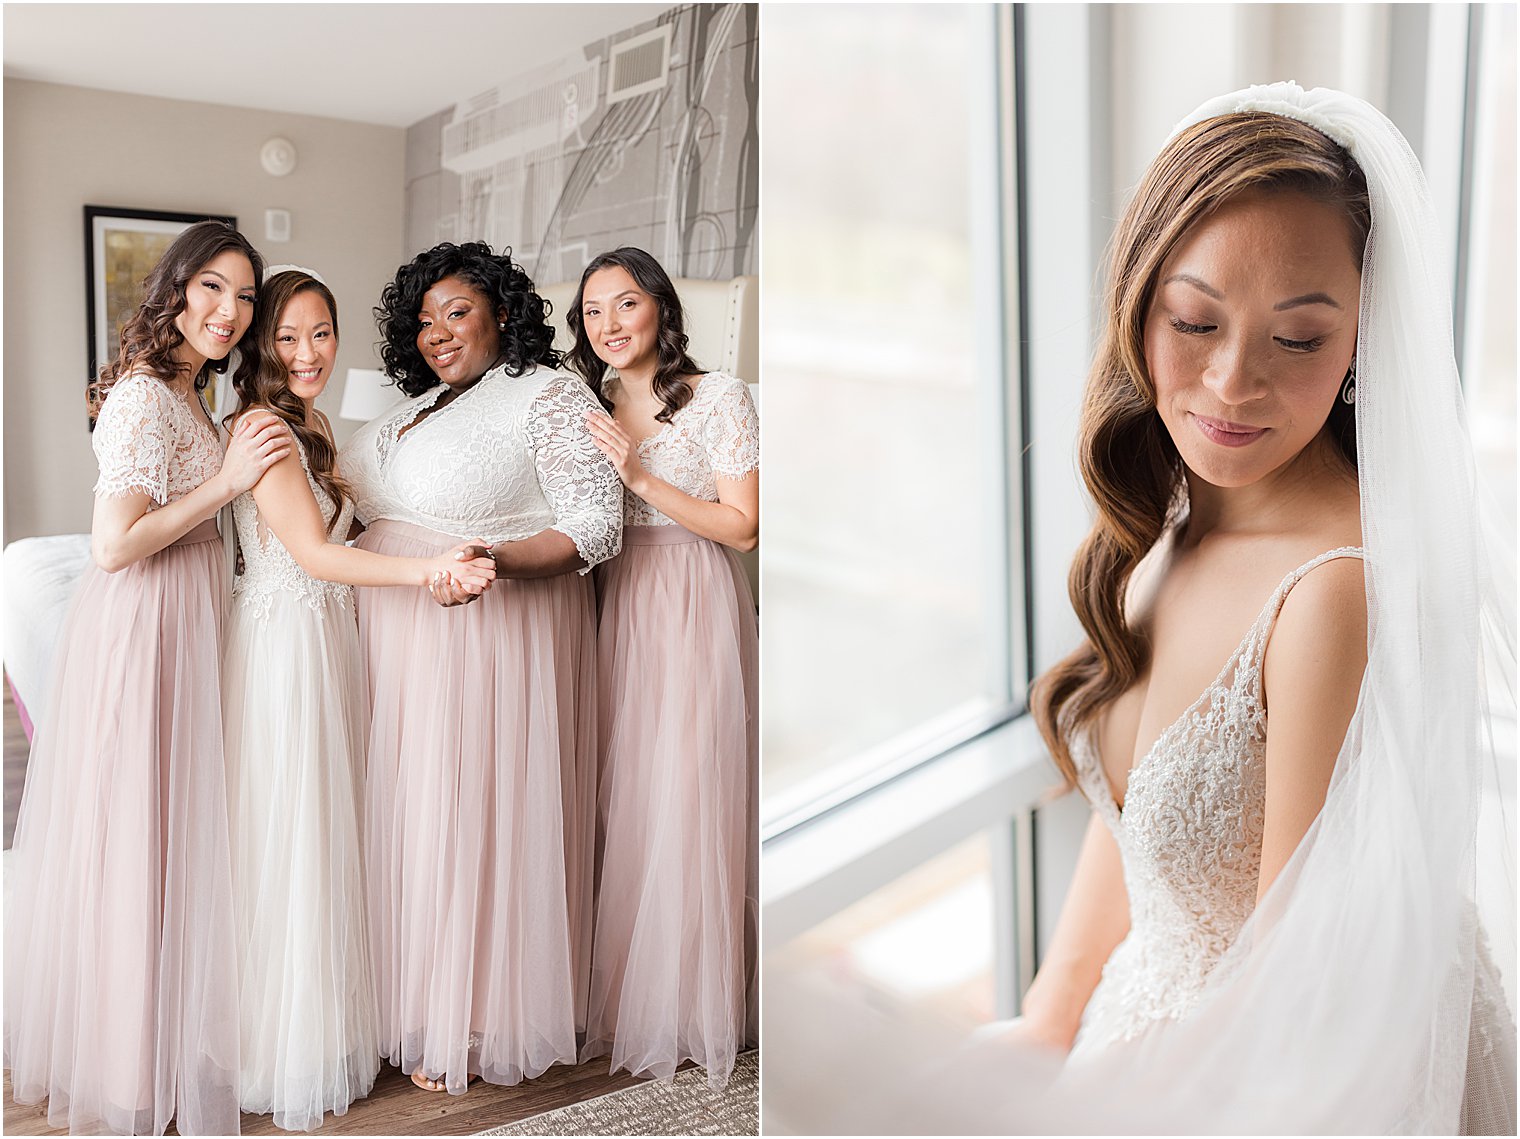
[766,82,1516,1135]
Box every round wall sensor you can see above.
[260,137,297,177]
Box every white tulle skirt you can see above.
[4,520,241,1136]
[583,524,760,1087]
[222,582,380,1131]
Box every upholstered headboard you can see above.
[538,275,759,387]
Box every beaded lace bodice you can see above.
[339,364,621,572]
[1070,547,1365,1054]
[93,371,223,505]
[232,434,354,622]
[613,372,759,527]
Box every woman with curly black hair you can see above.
[338,241,623,1095]
[566,248,759,1089]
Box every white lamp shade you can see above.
[340,368,401,422]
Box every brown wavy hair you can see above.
[565,247,704,421]
[228,271,350,518]
[1029,112,1371,791]
[89,220,265,418]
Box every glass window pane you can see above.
[761,3,1013,820]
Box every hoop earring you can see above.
[1340,359,1357,405]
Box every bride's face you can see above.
[1143,188,1361,489]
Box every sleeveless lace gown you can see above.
[1069,547,1367,1057]
[1066,545,1516,1132]
[5,372,241,1135]
[583,372,760,1087]
[223,436,379,1130]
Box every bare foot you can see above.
[411,1070,446,1093]
[410,1070,480,1093]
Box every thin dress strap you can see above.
[1239,545,1366,698]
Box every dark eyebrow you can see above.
[276,321,332,333]
[1274,292,1342,311]
[583,290,640,308]
[419,296,474,316]
[1162,273,1223,300]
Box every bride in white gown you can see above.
[767,83,1515,1136]
[222,268,496,1131]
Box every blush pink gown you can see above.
[583,372,760,1088]
[4,372,241,1136]
[338,364,622,1093]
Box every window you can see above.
[761,3,1020,830]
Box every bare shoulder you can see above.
[1263,554,1368,708]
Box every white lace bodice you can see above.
[231,433,355,622]
[1070,546,1365,1054]
[613,372,759,527]
[339,365,622,572]
[93,371,223,505]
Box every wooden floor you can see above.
[1,685,718,1134]
[4,1056,670,1136]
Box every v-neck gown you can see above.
[1046,543,1514,1129]
[338,364,622,1093]
[1068,547,1365,1057]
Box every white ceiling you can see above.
[3,3,674,128]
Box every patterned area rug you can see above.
[475,1051,758,1137]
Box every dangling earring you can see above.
[1340,358,1357,405]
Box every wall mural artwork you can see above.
[404,2,758,286]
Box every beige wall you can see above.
[3,79,406,542]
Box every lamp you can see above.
[340,368,400,422]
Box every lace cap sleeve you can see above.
[703,373,760,479]
[524,372,624,572]
[92,373,172,502]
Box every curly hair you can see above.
[90,220,264,417]
[565,247,704,422]
[1029,112,1370,792]
[373,241,560,396]
[228,270,351,519]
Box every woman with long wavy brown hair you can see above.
[219,269,494,1129]
[4,220,290,1135]
[1015,104,1373,1057]
[996,85,1513,1132]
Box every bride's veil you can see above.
[766,82,1517,1135]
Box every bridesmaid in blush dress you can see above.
[4,221,290,1136]
[340,242,622,1096]
[568,248,760,1088]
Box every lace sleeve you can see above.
[525,374,624,573]
[92,374,171,502]
[704,374,760,478]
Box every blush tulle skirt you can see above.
[353,519,597,1093]
[3,520,241,1136]
[223,582,379,1130]
[583,524,759,1087]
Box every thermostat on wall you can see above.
[266,209,292,242]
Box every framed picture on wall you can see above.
[84,205,236,425]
